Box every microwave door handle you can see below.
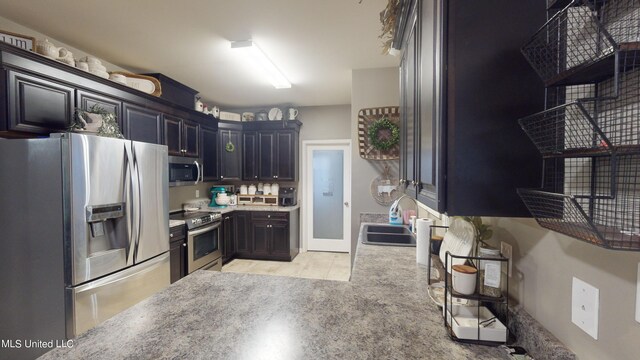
[194,160,201,185]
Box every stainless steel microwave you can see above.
[169,156,202,186]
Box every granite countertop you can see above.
[39,222,509,360]
[169,219,185,228]
[214,204,300,214]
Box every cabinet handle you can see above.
[399,179,405,184]
[267,215,271,218]
[182,243,187,247]
[275,175,278,179]
[412,180,417,186]
[224,216,230,220]
[170,234,174,238]
[221,176,224,179]
[255,176,258,179]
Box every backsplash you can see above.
[169,182,216,211]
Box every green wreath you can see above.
[368,117,399,151]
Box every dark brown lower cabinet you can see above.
[169,225,186,284]
[221,214,236,263]
[251,221,271,257]
[226,210,299,262]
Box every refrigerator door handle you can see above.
[125,143,137,267]
[132,146,142,262]
[194,160,201,185]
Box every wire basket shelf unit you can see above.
[522,0,640,87]
[518,0,640,250]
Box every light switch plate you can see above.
[196,190,200,198]
[636,263,640,323]
[572,277,599,339]
[500,241,513,277]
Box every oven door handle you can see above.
[188,223,220,236]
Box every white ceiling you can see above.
[0,0,399,108]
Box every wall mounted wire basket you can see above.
[518,0,640,250]
[522,0,640,87]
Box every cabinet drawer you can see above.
[251,211,288,222]
[169,225,186,241]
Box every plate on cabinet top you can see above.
[268,107,283,120]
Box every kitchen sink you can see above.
[362,224,416,247]
[365,225,412,235]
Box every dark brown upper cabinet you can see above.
[242,131,258,181]
[201,125,219,181]
[76,90,123,129]
[219,122,242,181]
[123,103,163,145]
[5,69,74,134]
[163,114,200,157]
[397,0,545,216]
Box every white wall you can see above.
[0,15,130,72]
[350,67,400,262]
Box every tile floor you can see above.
[222,251,351,281]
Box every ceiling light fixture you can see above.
[230,40,291,89]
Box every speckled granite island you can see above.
[39,222,510,360]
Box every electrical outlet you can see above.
[572,277,599,339]
[636,263,640,323]
[196,190,200,198]
[500,241,513,277]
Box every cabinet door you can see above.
[123,104,162,144]
[183,120,200,158]
[242,132,258,181]
[275,131,295,181]
[221,215,235,260]
[269,222,290,257]
[251,221,270,257]
[235,212,250,256]
[7,70,74,134]
[163,115,183,156]
[169,240,184,284]
[258,131,275,180]
[220,130,242,180]
[77,90,122,129]
[201,126,219,181]
[404,15,418,198]
[417,0,444,211]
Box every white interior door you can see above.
[305,141,351,252]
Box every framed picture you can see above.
[0,30,36,51]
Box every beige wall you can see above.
[0,15,131,72]
[298,105,351,142]
[482,217,640,360]
[351,67,400,261]
[297,105,351,251]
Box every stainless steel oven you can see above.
[187,221,222,273]
[169,210,223,273]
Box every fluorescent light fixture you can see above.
[230,40,291,89]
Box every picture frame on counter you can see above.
[0,29,36,51]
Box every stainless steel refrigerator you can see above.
[0,133,169,360]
